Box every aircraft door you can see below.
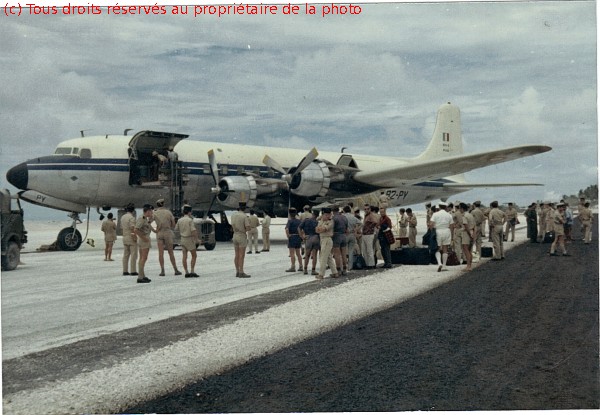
[127,130,189,185]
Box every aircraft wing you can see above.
[442,182,544,188]
[351,145,552,188]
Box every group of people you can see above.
[524,197,594,256]
[101,199,200,283]
[101,196,594,283]
[283,203,396,280]
[228,201,398,280]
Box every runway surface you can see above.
[2,214,598,413]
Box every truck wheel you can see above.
[57,227,82,251]
[1,241,20,271]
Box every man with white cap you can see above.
[430,202,453,272]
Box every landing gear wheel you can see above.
[1,241,20,271]
[57,227,82,251]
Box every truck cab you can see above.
[1,189,28,271]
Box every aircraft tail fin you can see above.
[416,102,463,161]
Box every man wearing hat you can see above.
[153,198,182,277]
[120,203,138,276]
[488,201,506,260]
[430,202,453,272]
[134,204,155,283]
[231,202,251,278]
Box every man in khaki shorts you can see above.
[231,202,251,278]
[153,199,182,277]
[175,205,199,278]
[134,204,154,283]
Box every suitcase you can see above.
[391,248,431,265]
[398,237,409,246]
[481,247,493,258]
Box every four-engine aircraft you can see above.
[6,102,551,250]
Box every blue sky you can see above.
[0,1,596,219]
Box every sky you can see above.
[0,1,597,219]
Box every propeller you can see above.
[262,147,318,208]
[204,149,225,220]
[263,147,318,184]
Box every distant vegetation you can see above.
[562,184,598,206]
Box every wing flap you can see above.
[352,145,551,188]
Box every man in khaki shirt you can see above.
[316,207,338,279]
[488,201,506,260]
[153,199,182,276]
[231,202,251,278]
[246,209,260,254]
[577,202,593,244]
[504,202,518,242]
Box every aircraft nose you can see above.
[6,162,28,190]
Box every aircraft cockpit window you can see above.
[72,148,79,155]
[79,149,92,159]
[54,147,72,155]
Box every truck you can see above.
[1,189,27,271]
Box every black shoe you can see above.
[123,272,130,276]
[130,272,139,276]
[137,277,151,283]
[186,273,200,278]
[247,251,252,254]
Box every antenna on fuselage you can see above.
[124,129,133,136]
[80,129,92,137]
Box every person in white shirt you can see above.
[430,202,453,272]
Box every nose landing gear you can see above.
[56,212,83,251]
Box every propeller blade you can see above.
[293,147,319,176]
[262,154,287,175]
[208,149,219,185]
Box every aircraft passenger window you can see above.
[79,149,92,159]
[237,166,244,174]
[221,166,228,175]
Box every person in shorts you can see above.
[134,204,154,283]
[299,210,320,275]
[175,205,199,278]
[285,208,303,272]
[231,202,251,278]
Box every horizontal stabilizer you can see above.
[19,190,87,213]
[353,144,552,188]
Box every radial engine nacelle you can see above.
[288,160,331,197]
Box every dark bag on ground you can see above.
[543,231,555,243]
[353,254,367,270]
[446,249,460,266]
[481,247,493,258]
[391,248,431,265]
